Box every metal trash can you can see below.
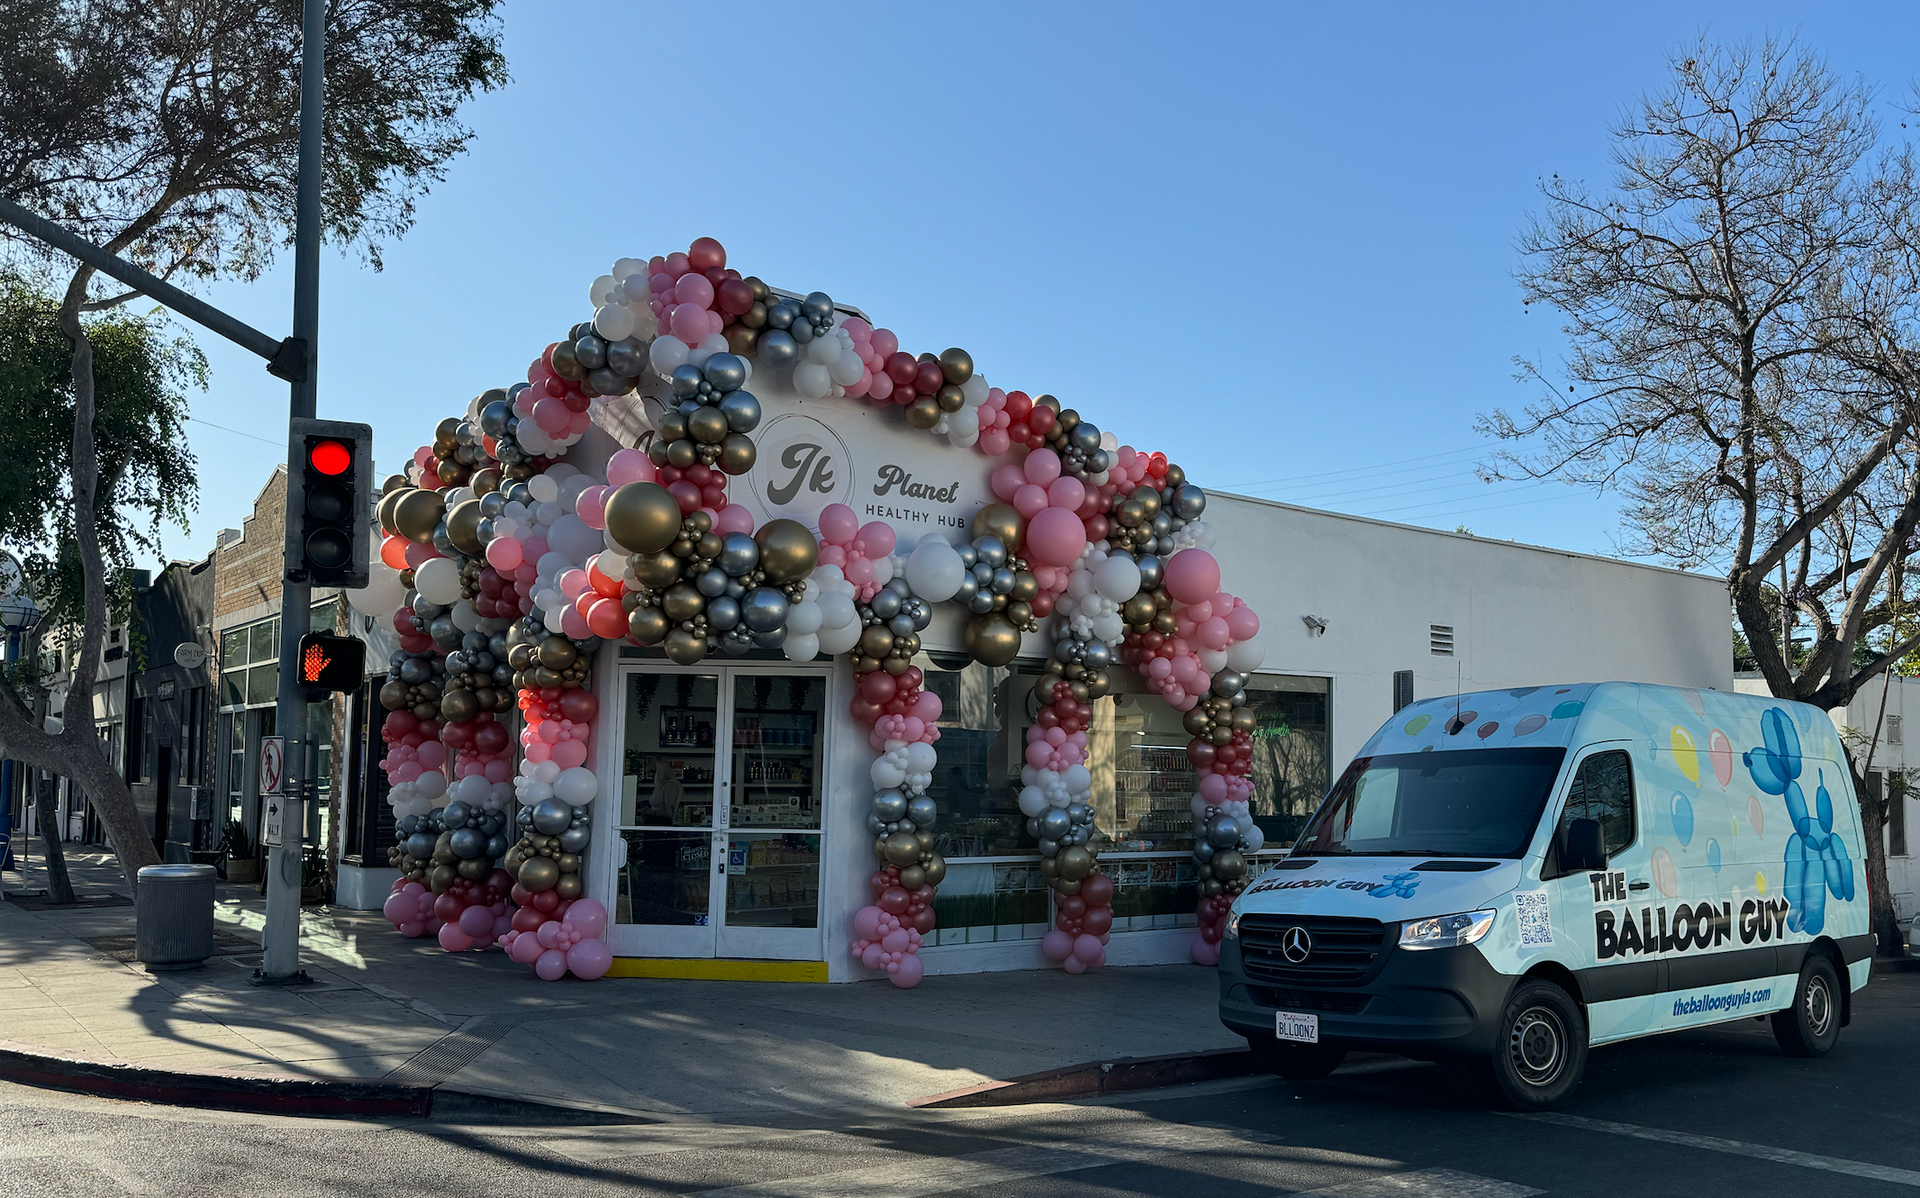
[135,863,216,971]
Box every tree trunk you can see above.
[32,772,74,905]
[1852,767,1906,957]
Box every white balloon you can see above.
[450,600,480,632]
[829,346,866,386]
[415,770,448,800]
[612,257,646,280]
[1063,764,1092,794]
[534,760,562,784]
[1017,787,1049,817]
[793,361,831,400]
[1094,556,1142,603]
[346,563,406,620]
[452,775,489,804]
[817,620,862,655]
[548,514,602,561]
[905,540,964,602]
[870,758,906,789]
[593,303,635,342]
[589,274,617,306]
[785,600,823,635]
[413,557,462,605]
[543,607,567,633]
[807,332,841,364]
[649,334,690,375]
[554,766,598,804]
[1225,635,1266,673]
[816,591,856,629]
[904,742,938,773]
[960,375,989,406]
[782,632,819,662]
[1244,825,1266,853]
[527,473,559,503]
[1197,648,1228,674]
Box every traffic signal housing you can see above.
[296,632,366,695]
[286,417,372,588]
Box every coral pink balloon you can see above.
[714,503,755,535]
[550,739,588,769]
[1013,484,1049,519]
[566,938,613,980]
[1025,508,1087,567]
[870,328,899,358]
[485,537,523,571]
[673,272,715,308]
[607,448,653,487]
[535,948,569,980]
[890,952,924,989]
[587,596,627,639]
[575,486,608,529]
[536,920,564,949]
[382,893,411,924]
[1227,606,1260,641]
[1164,549,1222,605]
[819,503,858,544]
[510,930,545,964]
[1197,617,1232,650]
[1023,448,1062,486]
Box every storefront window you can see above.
[1245,675,1332,847]
[912,655,1046,858]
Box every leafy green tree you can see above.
[0,0,506,888]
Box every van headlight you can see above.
[1225,908,1242,939]
[1398,910,1495,950]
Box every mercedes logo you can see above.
[1281,926,1312,964]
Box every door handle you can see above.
[1628,879,1650,891]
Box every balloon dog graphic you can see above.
[1742,708,1854,934]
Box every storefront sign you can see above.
[737,388,993,541]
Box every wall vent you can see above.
[1429,625,1455,656]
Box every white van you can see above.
[1218,682,1874,1108]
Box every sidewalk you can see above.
[0,849,1238,1121]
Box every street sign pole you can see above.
[259,0,326,985]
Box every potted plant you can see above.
[221,820,258,884]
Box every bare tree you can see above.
[1484,37,1920,956]
[0,0,506,888]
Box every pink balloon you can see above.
[890,953,924,989]
[416,742,447,768]
[1190,937,1221,966]
[992,463,1027,501]
[881,927,910,953]
[1072,933,1104,962]
[575,486,608,529]
[535,948,569,981]
[1164,549,1222,605]
[485,537,523,571]
[1026,741,1053,768]
[1024,508,1087,567]
[566,938,613,980]
[1041,929,1074,961]
[550,739,588,769]
[398,921,427,939]
[564,897,609,938]
[870,327,899,358]
[845,556,874,585]
[819,503,858,544]
[382,893,411,924]
[1012,484,1049,519]
[437,924,474,953]
[1063,955,1087,974]
[536,920,564,949]
[607,448,654,487]
[670,302,708,341]
[510,930,545,964]
[853,905,884,942]
[1227,606,1260,641]
[533,397,569,434]
[1023,448,1062,486]
[856,521,896,558]
[673,272,715,308]
[1197,617,1232,651]
[1046,476,1085,511]
[715,503,755,535]
[1198,772,1229,803]
[560,606,591,639]
[862,942,887,970]
[979,428,1011,457]
[458,904,493,937]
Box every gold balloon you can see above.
[550,340,583,381]
[963,613,1023,668]
[937,384,965,413]
[755,518,819,582]
[382,473,410,496]
[394,488,445,544]
[428,864,458,893]
[922,854,947,886]
[1132,484,1162,521]
[435,417,460,443]
[379,679,409,710]
[445,499,485,556]
[456,856,490,881]
[664,627,708,664]
[469,467,500,496]
[1211,725,1234,746]
[658,411,689,443]
[905,397,942,428]
[939,347,974,386]
[666,439,697,468]
[688,406,729,445]
[883,831,922,867]
[1232,707,1258,735]
[378,488,406,536]
[1058,845,1093,881]
[662,582,706,622]
[719,433,757,476]
[538,638,577,670]
[859,625,896,658]
[554,873,583,899]
[1010,572,1039,602]
[1124,594,1158,626]
[898,865,926,890]
[604,481,683,555]
[628,607,669,645]
[518,857,559,892]
[632,550,683,589]
[1183,707,1212,736]
[726,324,760,356]
[439,687,478,723]
[971,503,1024,549]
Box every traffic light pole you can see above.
[259,0,327,984]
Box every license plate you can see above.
[1275,1011,1319,1043]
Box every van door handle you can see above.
[1628,879,1650,891]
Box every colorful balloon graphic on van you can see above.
[1742,707,1855,934]
[1670,726,1700,784]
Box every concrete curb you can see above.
[0,1038,436,1119]
[908,1046,1260,1109]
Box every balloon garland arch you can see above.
[357,237,1267,984]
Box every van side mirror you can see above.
[1561,817,1606,872]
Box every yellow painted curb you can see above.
[605,957,828,983]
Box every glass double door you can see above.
[608,664,829,960]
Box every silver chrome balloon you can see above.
[717,532,760,577]
[718,389,761,433]
[701,353,747,392]
[740,587,789,633]
[532,798,572,835]
[872,789,908,821]
[1173,484,1207,520]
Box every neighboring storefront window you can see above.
[913,660,1332,947]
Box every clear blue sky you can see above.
[154,2,1920,571]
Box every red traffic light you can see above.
[309,440,351,476]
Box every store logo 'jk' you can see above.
[767,441,836,504]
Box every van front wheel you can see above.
[1772,955,1842,1058]
[1480,980,1588,1110]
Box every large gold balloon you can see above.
[662,583,706,622]
[537,637,578,669]
[898,865,926,890]
[963,613,1023,668]
[632,550,683,590]
[905,397,942,428]
[604,481,683,555]
[378,488,406,536]
[379,679,409,710]
[755,519,819,582]
[719,433,756,476]
[1123,593,1158,625]
[726,324,760,356]
[859,625,896,658]
[971,503,1024,550]
[518,857,559,892]
[664,627,708,664]
[444,499,485,556]
[628,607,669,645]
[883,831,922,867]
[939,347,974,386]
[469,467,500,496]
[550,340,584,381]
[554,873,583,899]
[1231,707,1258,736]
[1058,845,1093,881]
[439,687,478,723]
[393,488,446,544]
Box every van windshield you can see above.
[1295,747,1567,859]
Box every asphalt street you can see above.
[1,971,1913,1198]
